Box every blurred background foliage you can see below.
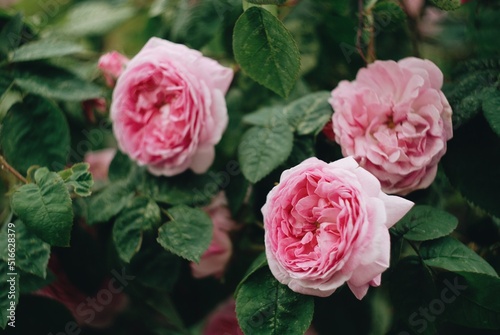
[0,0,499,334]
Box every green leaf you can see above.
[442,115,500,217]
[14,63,103,101]
[142,291,187,334]
[11,39,85,63]
[157,206,213,263]
[284,91,332,135]
[391,205,458,241]
[373,1,407,31]
[429,0,461,11]
[242,106,286,128]
[235,252,267,296]
[108,151,134,182]
[11,168,73,247]
[0,261,19,329]
[142,171,218,206]
[19,270,54,294]
[60,1,135,36]
[0,220,50,278]
[58,163,94,197]
[0,94,70,174]
[420,237,498,277]
[113,196,161,263]
[238,125,294,183]
[439,271,500,329]
[236,267,314,335]
[233,7,300,98]
[482,87,500,137]
[87,181,135,225]
[0,13,23,56]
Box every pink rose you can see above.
[203,298,317,335]
[111,37,233,176]
[84,148,116,182]
[98,51,129,87]
[191,193,236,278]
[262,157,413,299]
[34,256,128,328]
[329,58,453,195]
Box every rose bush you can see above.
[263,157,413,298]
[110,37,233,176]
[329,58,453,195]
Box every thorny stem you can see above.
[0,155,28,184]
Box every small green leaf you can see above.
[0,220,51,278]
[157,206,213,263]
[87,181,135,225]
[482,88,500,137]
[391,205,458,241]
[420,237,498,277]
[284,91,332,135]
[236,267,314,335]
[108,151,134,182]
[0,94,70,174]
[14,63,103,101]
[58,163,94,197]
[439,271,500,329]
[113,196,161,263]
[235,252,267,296]
[233,7,300,98]
[11,39,85,63]
[238,125,294,183]
[373,1,407,32]
[429,0,461,11]
[11,168,73,247]
[0,261,19,329]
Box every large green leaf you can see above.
[157,206,213,263]
[391,205,458,241]
[235,252,267,296]
[233,6,300,98]
[87,181,135,225]
[142,171,218,206]
[420,237,498,277]
[14,64,103,101]
[0,261,19,329]
[284,91,332,135]
[11,39,85,63]
[11,168,73,247]
[0,94,70,174]
[236,267,314,335]
[0,220,50,278]
[238,125,294,183]
[58,163,94,197]
[113,196,161,263]
[242,106,286,128]
[439,271,500,329]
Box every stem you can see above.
[0,155,27,184]
[356,0,368,63]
